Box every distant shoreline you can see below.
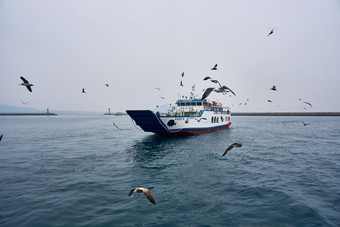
[0,113,57,116]
[232,112,340,116]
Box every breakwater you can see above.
[0,113,57,116]
[232,112,340,116]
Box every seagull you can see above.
[192,117,207,122]
[268,100,272,103]
[113,122,119,129]
[129,187,156,205]
[82,88,86,94]
[222,142,242,156]
[181,72,185,77]
[203,76,212,81]
[211,64,218,70]
[302,120,310,126]
[105,84,109,87]
[180,81,184,87]
[201,86,236,100]
[21,101,29,105]
[154,87,161,91]
[267,27,276,36]
[0,134,3,142]
[303,101,313,108]
[161,97,165,99]
[270,85,277,91]
[19,76,33,92]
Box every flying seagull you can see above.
[302,120,310,126]
[181,72,185,77]
[129,187,156,205]
[82,88,86,94]
[222,142,243,156]
[0,134,3,142]
[154,87,161,91]
[161,97,165,99]
[267,27,276,36]
[203,76,212,81]
[21,101,29,105]
[211,64,218,70]
[113,122,119,129]
[268,100,272,103]
[201,86,236,100]
[302,101,313,108]
[20,76,34,92]
[180,81,184,87]
[105,84,109,87]
[270,85,277,91]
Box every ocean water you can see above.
[0,115,340,226]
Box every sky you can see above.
[1,0,340,113]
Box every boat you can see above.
[126,98,231,136]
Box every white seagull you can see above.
[129,187,156,205]
[20,76,33,92]
[201,86,236,100]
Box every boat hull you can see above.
[155,123,231,136]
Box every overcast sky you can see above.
[1,0,340,112]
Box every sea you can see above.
[0,115,340,226]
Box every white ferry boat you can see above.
[126,98,231,136]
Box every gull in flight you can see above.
[21,101,29,105]
[203,76,212,81]
[222,142,243,156]
[154,87,161,91]
[270,85,277,91]
[19,76,34,92]
[201,86,236,100]
[180,81,184,87]
[211,64,218,70]
[129,187,156,205]
[267,27,276,36]
[113,122,119,129]
[82,88,86,94]
[105,84,109,87]
[181,72,185,77]
[268,100,272,103]
[302,120,310,126]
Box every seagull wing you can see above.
[222,86,236,96]
[143,189,156,205]
[128,188,136,196]
[20,76,29,83]
[303,102,312,108]
[26,85,33,92]
[201,87,214,100]
[203,76,212,81]
[222,145,234,156]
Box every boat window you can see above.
[185,103,190,106]
[211,116,214,123]
[216,117,219,123]
[197,102,202,106]
[221,116,224,122]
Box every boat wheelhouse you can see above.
[126,98,231,136]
